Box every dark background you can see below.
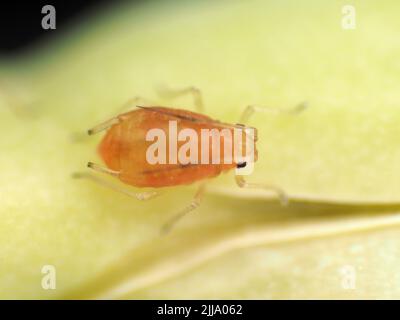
[0,0,134,55]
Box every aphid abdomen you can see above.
[97,124,123,172]
[119,163,224,188]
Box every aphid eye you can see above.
[237,162,247,168]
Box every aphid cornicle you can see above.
[84,86,305,233]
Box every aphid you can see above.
[81,86,306,234]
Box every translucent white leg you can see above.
[234,102,308,204]
[87,162,120,177]
[161,183,206,235]
[156,85,204,112]
[87,96,156,136]
[238,102,308,124]
[87,117,120,135]
[116,96,156,114]
[72,172,159,201]
[235,176,288,205]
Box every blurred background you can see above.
[0,1,131,56]
[1,0,400,300]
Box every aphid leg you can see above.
[238,102,308,124]
[235,175,289,206]
[87,162,120,177]
[72,172,159,200]
[87,117,120,135]
[86,97,155,136]
[234,102,307,204]
[156,85,204,112]
[161,183,206,235]
[117,96,156,114]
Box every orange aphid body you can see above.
[98,107,257,188]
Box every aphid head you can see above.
[244,125,258,163]
[234,123,258,166]
[250,126,258,163]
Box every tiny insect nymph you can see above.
[83,86,306,233]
